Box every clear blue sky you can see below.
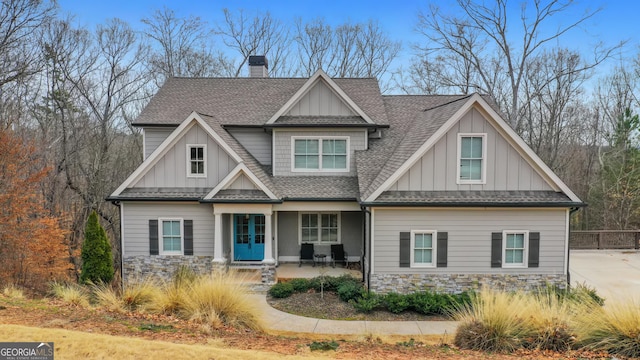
[57,0,638,71]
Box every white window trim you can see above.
[410,230,437,268]
[186,144,207,178]
[298,212,341,244]
[291,136,350,173]
[456,133,487,184]
[502,230,528,268]
[159,218,184,255]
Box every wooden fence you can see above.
[570,230,640,249]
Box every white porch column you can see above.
[213,210,225,263]
[262,210,275,264]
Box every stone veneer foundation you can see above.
[123,255,214,284]
[369,273,567,294]
[123,255,277,286]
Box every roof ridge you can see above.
[422,94,474,111]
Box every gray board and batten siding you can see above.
[133,123,237,189]
[284,79,355,117]
[389,108,554,192]
[144,127,175,159]
[372,208,567,274]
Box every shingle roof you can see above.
[133,77,387,126]
[207,189,276,202]
[369,190,581,206]
[271,176,359,200]
[269,116,371,127]
[115,187,210,200]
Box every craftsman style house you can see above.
[109,56,583,293]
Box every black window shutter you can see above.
[149,220,159,255]
[184,220,194,256]
[528,232,540,268]
[399,232,410,267]
[437,232,448,267]
[491,232,502,268]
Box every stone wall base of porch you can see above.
[261,263,277,285]
[369,273,567,294]
[122,255,213,285]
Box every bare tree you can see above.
[216,8,292,77]
[413,0,619,130]
[142,7,223,85]
[294,18,400,84]
[0,0,57,129]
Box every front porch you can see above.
[229,262,362,285]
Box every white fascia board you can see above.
[265,69,374,125]
[111,111,242,197]
[204,163,278,200]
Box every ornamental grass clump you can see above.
[179,271,264,331]
[50,282,90,308]
[522,287,576,351]
[453,288,534,352]
[92,278,159,313]
[572,298,640,358]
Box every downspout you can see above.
[110,200,124,291]
[361,206,371,287]
[567,206,581,288]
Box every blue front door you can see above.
[233,214,265,261]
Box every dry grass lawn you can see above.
[0,324,323,360]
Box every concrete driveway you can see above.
[570,250,640,301]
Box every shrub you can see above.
[179,272,263,331]
[268,282,295,298]
[336,282,362,302]
[309,275,359,292]
[453,288,534,352]
[573,298,640,358]
[50,282,90,307]
[80,211,114,284]
[288,278,311,293]
[383,292,411,314]
[309,340,339,351]
[349,290,380,313]
[409,291,447,315]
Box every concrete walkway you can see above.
[250,294,458,336]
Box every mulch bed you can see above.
[267,290,447,321]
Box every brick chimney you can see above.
[248,55,268,77]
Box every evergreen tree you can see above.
[80,211,114,283]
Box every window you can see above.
[410,230,436,267]
[458,134,486,183]
[299,213,340,243]
[503,231,528,268]
[187,144,206,177]
[292,137,348,172]
[160,219,183,255]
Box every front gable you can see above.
[266,70,374,124]
[284,80,355,117]
[365,94,581,203]
[111,112,243,197]
[389,107,554,192]
[132,123,238,188]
